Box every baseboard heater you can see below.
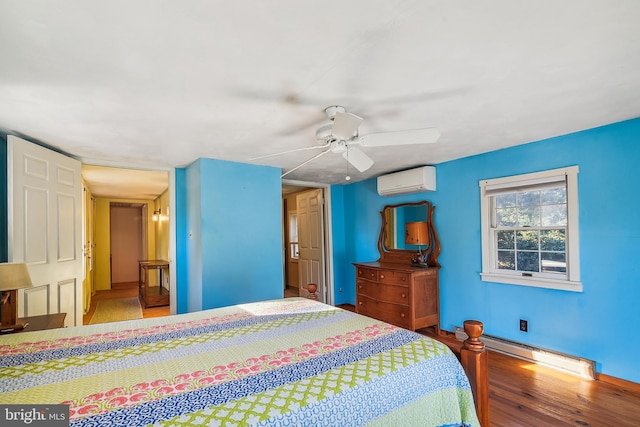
[455,327,595,379]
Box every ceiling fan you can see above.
[251,105,441,179]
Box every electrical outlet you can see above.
[519,319,528,332]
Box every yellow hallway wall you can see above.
[153,189,170,260]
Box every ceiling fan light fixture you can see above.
[329,140,347,154]
[316,123,334,141]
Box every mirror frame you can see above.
[377,200,441,267]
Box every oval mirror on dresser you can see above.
[377,200,440,267]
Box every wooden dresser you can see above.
[354,261,440,333]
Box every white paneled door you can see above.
[296,189,325,303]
[7,136,83,327]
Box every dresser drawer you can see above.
[377,269,410,286]
[357,296,410,329]
[357,279,409,305]
[356,267,378,281]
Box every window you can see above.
[289,213,299,259]
[479,166,582,292]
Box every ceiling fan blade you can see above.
[332,112,363,140]
[249,142,330,161]
[342,146,374,172]
[358,127,441,147]
[281,147,331,178]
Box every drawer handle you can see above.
[380,274,385,279]
[358,285,362,289]
[401,293,406,299]
[370,273,375,278]
[402,277,406,281]
[400,313,405,318]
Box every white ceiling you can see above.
[81,165,168,199]
[2,1,640,191]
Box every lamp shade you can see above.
[405,222,430,246]
[0,263,33,291]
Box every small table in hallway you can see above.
[138,260,170,308]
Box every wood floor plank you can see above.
[488,350,640,426]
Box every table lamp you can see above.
[0,263,33,331]
[405,221,430,267]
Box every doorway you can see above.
[282,183,333,305]
[82,165,173,324]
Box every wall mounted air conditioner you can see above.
[377,166,436,196]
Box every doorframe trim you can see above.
[282,179,334,306]
[168,168,177,315]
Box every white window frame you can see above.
[479,166,582,292]
[288,212,299,260]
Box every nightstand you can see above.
[9,313,67,333]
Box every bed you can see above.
[1,298,481,426]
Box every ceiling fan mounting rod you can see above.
[323,105,346,120]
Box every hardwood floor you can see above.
[335,304,640,426]
[83,281,170,325]
[284,286,299,298]
[487,350,640,426]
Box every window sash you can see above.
[491,229,568,274]
[491,186,567,229]
[479,166,582,292]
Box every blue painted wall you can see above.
[174,167,189,314]
[332,118,640,383]
[330,185,351,305]
[185,160,203,312]
[178,158,283,311]
[0,134,7,263]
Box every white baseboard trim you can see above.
[455,327,595,380]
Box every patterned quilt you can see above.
[0,298,479,426]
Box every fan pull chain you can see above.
[345,148,351,181]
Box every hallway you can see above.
[83,282,170,325]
